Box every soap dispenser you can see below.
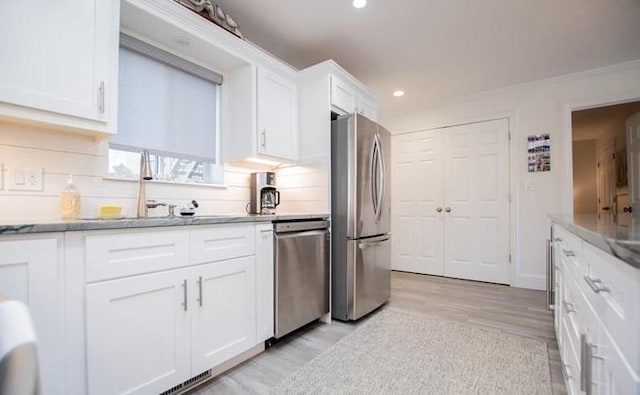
[61,174,81,220]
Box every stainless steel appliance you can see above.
[331,113,391,321]
[249,172,280,215]
[274,219,330,338]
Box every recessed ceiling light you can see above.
[393,90,405,97]
[353,0,367,9]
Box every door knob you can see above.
[445,207,451,213]
[436,207,443,213]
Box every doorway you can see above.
[571,101,640,228]
[391,118,511,284]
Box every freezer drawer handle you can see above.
[358,237,391,249]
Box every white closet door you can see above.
[443,119,510,284]
[392,130,444,275]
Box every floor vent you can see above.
[159,370,212,395]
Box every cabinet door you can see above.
[330,75,356,114]
[356,95,378,122]
[0,0,116,123]
[0,237,63,395]
[86,269,191,395]
[191,256,256,373]
[257,67,297,160]
[255,225,274,343]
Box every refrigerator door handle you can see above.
[376,134,386,224]
[370,136,379,219]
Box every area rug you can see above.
[272,309,551,394]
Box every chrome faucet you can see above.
[137,150,153,218]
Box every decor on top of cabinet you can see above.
[174,0,244,39]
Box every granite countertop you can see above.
[549,214,640,269]
[0,213,330,235]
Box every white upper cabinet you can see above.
[0,0,119,134]
[226,64,298,165]
[298,60,378,161]
[257,66,298,161]
[330,75,357,114]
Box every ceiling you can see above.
[213,0,640,116]
[572,101,640,142]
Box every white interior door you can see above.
[626,112,640,219]
[443,119,510,284]
[392,130,444,275]
[596,142,616,229]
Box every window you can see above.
[109,34,224,184]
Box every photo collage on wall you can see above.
[527,133,551,172]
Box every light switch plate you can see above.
[7,167,44,191]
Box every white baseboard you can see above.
[514,274,546,291]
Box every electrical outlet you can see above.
[8,167,44,191]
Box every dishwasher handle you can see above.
[275,229,329,240]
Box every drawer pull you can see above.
[562,249,576,257]
[563,300,576,314]
[554,237,562,242]
[584,276,610,294]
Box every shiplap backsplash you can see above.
[0,122,328,220]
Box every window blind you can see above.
[111,34,222,163]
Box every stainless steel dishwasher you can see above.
[274,219,330,339]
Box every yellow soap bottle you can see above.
[61,174,81,220]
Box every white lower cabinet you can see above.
[0,236,64,395]
[553,224,640,395]
[86,269,192,395]
[191,256,256,373]
[82,223,273,395]
[255,224,275,342]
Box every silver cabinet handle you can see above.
[445,207,451,213]
[436,207,443,213]
[197,276,203,307]
[584,276,610,294]
[580,333,587,391]
[98,81,105,113]
[260,129,266,149]
[554,237,562,242]
[563,362,573,379]
[182,279,188,311]
[562,249,576,257]
[585,341,594,395]
[563,300,576,314]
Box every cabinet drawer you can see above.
[560,316,581,395]
[554,225,585,278]
[190,225,256,265]
[85,229,190,282]
[582,241,640,373]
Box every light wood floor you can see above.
[191,271,566,394]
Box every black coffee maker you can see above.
[249,172,280,215]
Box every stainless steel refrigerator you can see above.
[331,113,391,321]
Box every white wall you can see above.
[0,122,324,220]
[379,60,640,290]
